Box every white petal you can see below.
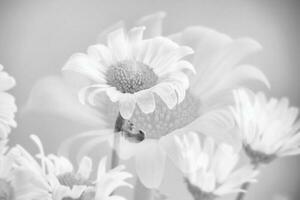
[77,156,92,180]
[135,11,166,38]
[158,60,196,76]
[135,139,166,188]
[119,94,136,119]
[128,26,146,44]
[117,136,140,160]
[0,71,15,91]
[87,44,113,66]
[159,130,190,173]
[23,76,105,128]
[153,83,177,109]
[97,21,125,43]
[106,87,122,103]
[62,53,106,82]
[135,90,155,114]
[154,46,194,75]
[107,29,130,61]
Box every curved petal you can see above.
[62,53,106,83]
[119,94,136,119]
[128,26,146,44]
[135,11,166,38]
[0,70,15,91]
[107,29,130,61]
[77,156,93,180]
[87,44,113,66]
[159,129,188,173]
[97,21,125,43]
[22,76,105,127]
[135,90,155,114]
[135,139,166,188]
[152,83,177,109]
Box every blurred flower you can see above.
[0,64,17,141]
[170,132,258,199]
[0,144,49,200]
[9,135,132,200]
[25,12,269,188]
[63,26,194,119]
[231,89,300,165]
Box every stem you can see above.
[110,113,124,169]
[235,182,251,200]
[134,178,153,200]
[235,164,260,200]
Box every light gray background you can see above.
[0,0,300,199]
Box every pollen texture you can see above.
[106,60,158,93]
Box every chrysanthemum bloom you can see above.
[169,132,258,200]
[0,147,51,200]
[25,12,270,188]
[231,89,300,165]
[0,64,17,140]
[62,25,195,119]
[10,135,132,200]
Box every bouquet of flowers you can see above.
[1,12,299,200]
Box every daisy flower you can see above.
[0,64,17,140]
[231,89,300,165]
[171,132,258,200]
[10,135,132,200]
[62,26,195,119]
[0,146,50,200]
[26,12,270,188]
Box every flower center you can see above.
[244,144,277,165]
[0,179,14,200]
[58,172,92,188]
[130,92,200,139]
[106,60,158,93]
[185,178,216,200]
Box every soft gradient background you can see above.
[0,0,300,199]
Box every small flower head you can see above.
[10,135,132,200]
[171,132,258,199]
[0,64,17,140]
[232,89,300,165]
[63,27,194,119]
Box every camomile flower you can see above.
[170,132,258,200]
[0,146,50,200]
[26,12,269,188]
[10,135,132,200]
[0,64,17,140]
[62,26,195,119]
[231,89,300,165]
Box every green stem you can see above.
[235,164,260,200]
[110,113,123,169]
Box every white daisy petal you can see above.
[135,139,166,188]
[77,157,92,180]
[153,83,177,109]
[119,94,136,119]
[135,89,155,114]
[87,44,113,66]
[136,11,166,38]
[62,53,106,83]
[107,28,130,61]
[128,26,146,44]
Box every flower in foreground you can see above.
[26,12,270,188]
[63,25,195,119]
[0,64,17,141]
[10,135,132,200]
[231,89,300,165]
[171,132,258,200]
